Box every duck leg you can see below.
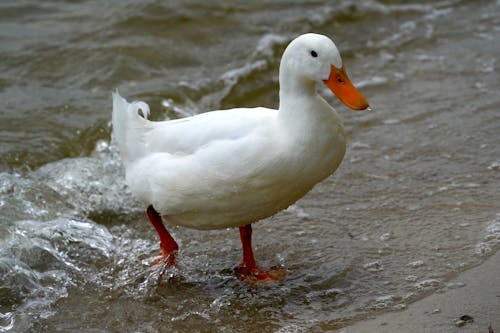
[236,224,286,282]
[146,205,178,266]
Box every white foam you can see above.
[162,98,197,118]
[285,204,310,220]
[487,161,500,171]
[414,279,441,291]
[0,217,117,331]
[407,260,425,268]
[474,214,500,256]
[253,33,287,58]
[355,75,388,88]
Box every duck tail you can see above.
[112,91,151,165]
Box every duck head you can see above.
[280,33,369,111]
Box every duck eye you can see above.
[310,50,318,58]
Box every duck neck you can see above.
[277,69,344,143]
[278,72,317,115]
[278,70,331,129]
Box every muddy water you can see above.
[1,0,499,332]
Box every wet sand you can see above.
[338,250,500,333]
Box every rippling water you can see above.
[1,0,499,332]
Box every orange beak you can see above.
[323,64,369,111]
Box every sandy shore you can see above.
[337,251,499,333]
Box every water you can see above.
[1,0,499,332]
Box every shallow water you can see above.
[1,0,499,332]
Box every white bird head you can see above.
[280,33,369,111]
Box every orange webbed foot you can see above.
[235,264,287,283]
[151,250,178,267]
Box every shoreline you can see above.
[337,250,500,332]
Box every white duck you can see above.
[112,33,369,281]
